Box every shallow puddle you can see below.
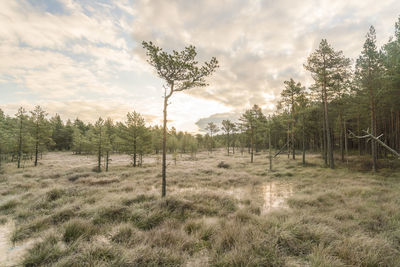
[260,181,293,213]
[0,221,34,266]
[169,180,293,214]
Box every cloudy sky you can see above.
[0,0,399,132]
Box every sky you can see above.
[0,0,399,133]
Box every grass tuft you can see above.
[63,219,98,243]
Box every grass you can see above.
[0,150,399,266]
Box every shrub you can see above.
[217,161,230,169]
[46,188,65,201]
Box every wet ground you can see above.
[0,222,35,267]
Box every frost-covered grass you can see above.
[0,150,399,266]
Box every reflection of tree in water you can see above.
[0,221,36,266]
[262,181,293,213]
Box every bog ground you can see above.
[0,151,400,266]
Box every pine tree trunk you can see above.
[269,127,272,170]
[210,133,213,153]
[250,132,254,163]
[322,105,327,165]
[106,151,109,172]
[344,119,348,164]
[162,96,168,197]
[227,133,230,156]
[323,86,334,169]
[34,120,39,167]
[339,113,344,162]
[302,114,306,165]
[291,104,295,160]
[320,131,323,158]
[17,117,23,169]
[357,114,361,156]
[97,127,102,172]
[133,138,137,167]
[287,122,290,159]
[396,111,400,152]
[370,88,377,173]
[34,140,38,167]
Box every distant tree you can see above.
[104,118,115,171]
[280,78,305,159]
[93,117,104,172]
[240,105,263,163]
[231,123,238,154]
[143,41,218,197]
[74,118,89,135]
[151,126,163,154]
[195,134,204,150]
[205,122,219,152]
[189,137,198,158]
[0,109,6,170]
[167,134,179,153]
[15,107,28,168]
[30,105,51,166]
[50,114,66,150]
[221,120,235,155]
[296,93,311,165]
[119,111,147,167]
[72,127,85,154]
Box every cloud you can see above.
[0,0,126,49]
[131,0,400,114]
[0,99,156,124]
[0,0,149,100]
[195,112,241,133]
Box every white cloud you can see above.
[131,0,400,115]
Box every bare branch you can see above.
[348,130,400,158]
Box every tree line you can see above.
[206,17,400,172]
[0,107,214,171]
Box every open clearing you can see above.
[1,151,400,266]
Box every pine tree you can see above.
[119,111,148,167]
[93,117,105,172]
[104,118,115,171]
[205,122,219,152]
[304,39,351,169]
[355,26,382,172]
[30,105,51,166]
[239,105,264,163]
[15,107,29,168]
[280,78,305,159]
[142,41,218,197]
[221,120,235,155]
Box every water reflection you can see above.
[0,221,35,266]
[261,181,293,213]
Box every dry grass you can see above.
[0,150,400,266]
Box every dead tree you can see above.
[348,129,400,171]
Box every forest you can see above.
[0,14,400,267]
